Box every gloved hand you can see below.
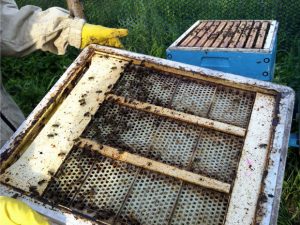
[0,196,50,225]
[81,23,128,49]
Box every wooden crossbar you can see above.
[106,94,246,137]
[79,138,231,194]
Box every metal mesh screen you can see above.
[83,101,202,168]
[116,170,181,225]
[171,79,216,117]
[170,183,229,225]
[43,147,229,225]
[113,65,179,107]
[71,156,138,223]
[43,148,95,206]
[112,65,255,128]
[208,86,255,128]
[191,129,244,183]
[82,99,244,183]
[42,62,253,225]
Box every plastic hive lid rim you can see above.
[167,20,278,53]
[0,45,294,225]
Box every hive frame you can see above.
[0,45,294,225]
[168,20,278,53]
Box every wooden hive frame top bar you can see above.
[172,20,278,52]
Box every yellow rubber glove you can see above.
[81,23,128,49]
[0,196,50,225]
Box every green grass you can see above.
[278,149,300,225]
[1,0,300,224]
[1,49,78,115]
[274,41,300,224]
[274,36,300,93]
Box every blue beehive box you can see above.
[166,20,278,81]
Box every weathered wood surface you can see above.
[107,94,246,137]
[245,21,261,48]
[225,93,276,225]
[178,20,271,49]
[255,21,270,49]
[79,138,231,194]
[204,21,227,47]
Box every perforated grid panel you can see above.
[71,156,137,223]
[113,65,178,107]
[171,79,216,117]
[112,65,255,128]
[170,184,229,225]
[43,110,241,225]
[209,87,255,128]
[43,147,94,206]
[43,146,138,223]
[116,170,181,225]
[43,144,232,225]
[82,101,123,144]
[83,101,160,156]
[191,129,244,183]
[151,119,201,169]
[83,100,202,168]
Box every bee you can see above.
[38,179,46,185]
[47,133,55,138]
[84,112,90,117]
[58,152,66,157]
[79,98,86,106]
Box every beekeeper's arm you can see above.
[0,0,128,57]
[0,196,50,225]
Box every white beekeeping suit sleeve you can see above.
[0,0,85,56]
[0,0,85,147]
